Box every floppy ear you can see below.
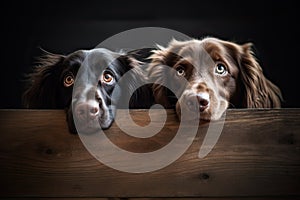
[147,48,172,107]
[147,39,185,108]
[22,50,65,108]
[115,55,154,108]
[238,43,283,108]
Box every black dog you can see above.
[23,48,155,134]
[70,48,154,134]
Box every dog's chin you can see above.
[176,99,228,122]
[75,118,100,134]
[75,107,115,134]
[210,99,228,120]
[176,101,200,122]
[98,116,114,130]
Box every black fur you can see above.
[23,48,155,134]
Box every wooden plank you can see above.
[0,198,297,200]
[0,109,299,198]
[0,198,298,200]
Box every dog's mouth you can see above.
[176,91,228,122]
[73,100,115,134]
[97,105,115,130]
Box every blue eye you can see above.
[215,63,227,75]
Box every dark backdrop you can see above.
[2,0,299,108]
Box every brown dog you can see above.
[147,37,282,120]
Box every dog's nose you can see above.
[75,102,99,121]
[197,93,210,112]
[186,93,210,112]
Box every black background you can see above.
[2,0,299,108]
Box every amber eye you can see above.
[63,74,74,87]
[215,63,227,75]
[102,72,114,84]
[176,66,185,77]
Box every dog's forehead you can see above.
[81,48,123,70]
[177,41,217,70]
[203,40,227,56]
[60,50,83,70]
[73,48,122,84]
[83,48,121,60]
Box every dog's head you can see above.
[148,37,282,121]
[23,47,154,134]
[69,48,151,134]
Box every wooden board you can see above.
[0,109,299,198]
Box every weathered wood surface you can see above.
[0,109,299,198]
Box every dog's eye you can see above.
[63,74,74,87]
[215,63,227,75]
[176,66,185,77]
[102,72,114,84]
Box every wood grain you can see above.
[0,109,299,198]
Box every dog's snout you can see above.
[185,92,210,113]
[75,102,99,120]
[96,95,103,107]
[186,99,195,111]
[197,93,210,112]
[89,106,99,114]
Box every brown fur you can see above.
[147,37,283,120]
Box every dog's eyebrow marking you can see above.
[178,58,188,63]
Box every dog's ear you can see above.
[236,43,283,108]
[147,39,186,108]
[115,55,154,108]
[22,50,66,108]
[147,49,172,107]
